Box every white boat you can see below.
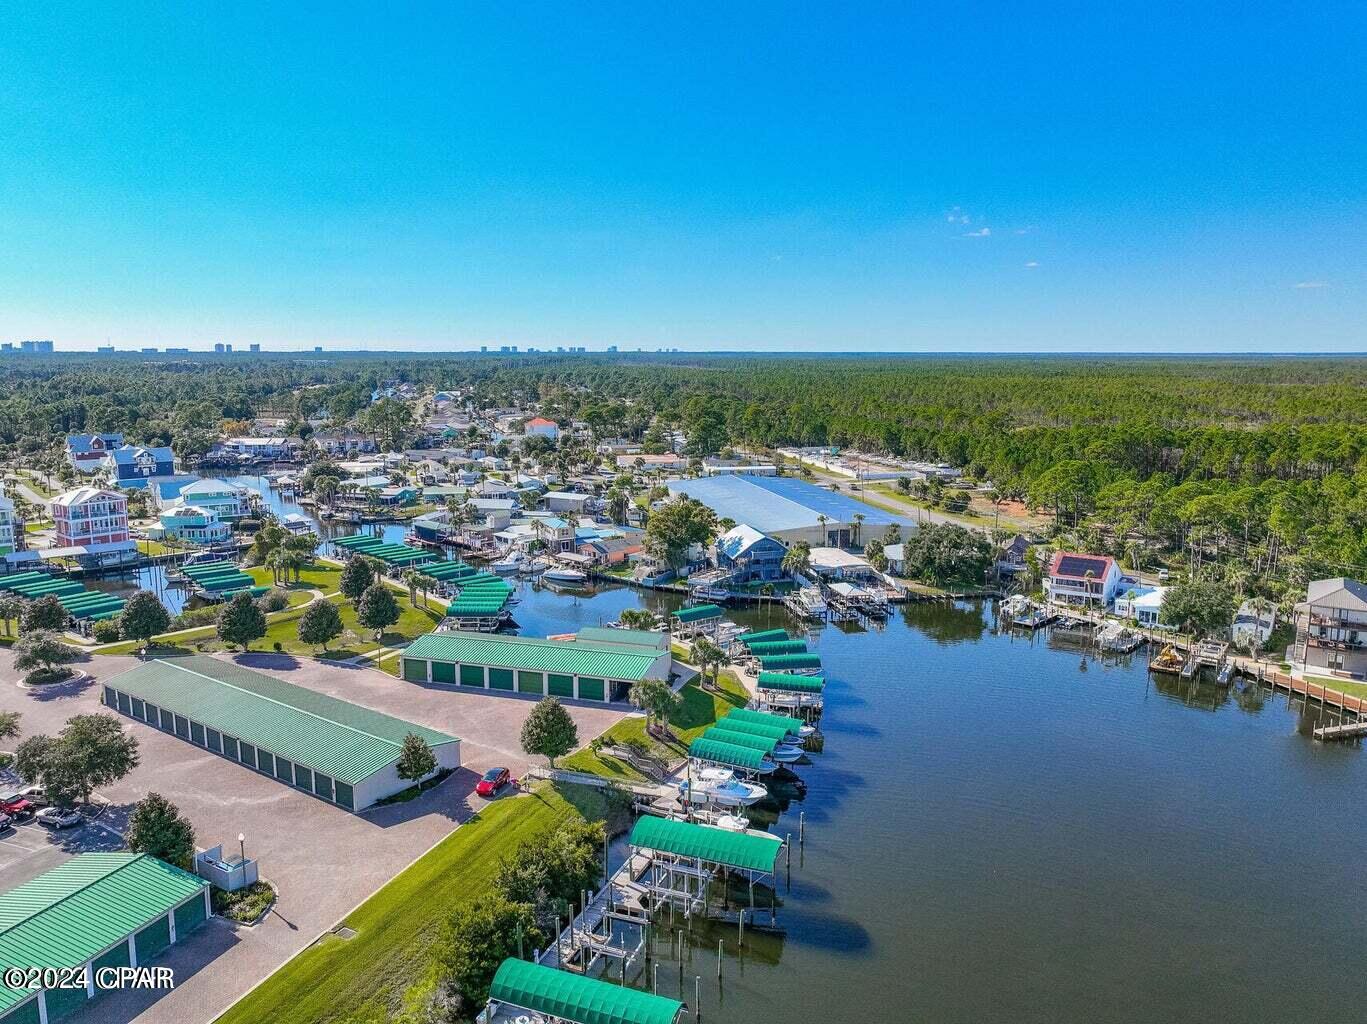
[768,742,806,764]
[715,813,751,831]
[490,551,524,574]
[541,567,588,585]
[675,767,767,808]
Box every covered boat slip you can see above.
[702,727,782,755]
[711,713,795,742]
[744,639,809,657]
[687,736,775,774]
[757,652,822,673]
[0,570,126,621]
[669,602,723,636]
[480,957,685,1024]
[0,854,210,1024]
[724,707,808,738]
[100,655,460,811]
[627,816,785,921]
[332,532,435,567]
[737,627,789,646]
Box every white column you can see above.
[204,886,213,919]
[36,991,48,1024]
[128,934,138,967]
[573,675,580,699]
[425,660,432,683]
[167,908,177,945]
[84,961,95,998]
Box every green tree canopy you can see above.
[356,583,401,639]
[396,732,438,782]
[297,599,344,651]
[217,592,267,651]
[519,697,579,767]
[126,792,196,869]
[119,591,171,646]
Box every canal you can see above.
[508,585,1367,1023]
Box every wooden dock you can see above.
[1312,718,1367,742]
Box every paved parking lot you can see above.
[0,648,629,1024]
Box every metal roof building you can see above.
[401,630,671,703]
[665,473,915,546]
[100,656,460,812]
[0,854,210,1024]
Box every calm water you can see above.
[509,586,1367,1024]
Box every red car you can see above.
[0,794,35,822]
[476,767,510,798]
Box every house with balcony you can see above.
[170,479,250,522]
[65,432,125,474]
[52,486,130,547]
[1293,577,1367,680]
[1114,584,1172,628]
[0,484,18,559]
[149,504,232,546]
[110,443,180,487]
[1043,552,1122,609]
[313,429,377,457]
[715,523,788,583]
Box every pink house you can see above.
[52,486,129,548]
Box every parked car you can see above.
[1157,568,1170,581]
[36,806,82,829]
[0,794,36,822]
[475,767,510,798]
[0,813,13,834]
[16,785,49,807]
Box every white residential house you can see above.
[1114,585,1172,628]
[1044,552,1123,608]
[150,504,232,546]
[543,491,594,515]
[0,485,18,558]
[172,479,250,522]
[1292,578,1367,680]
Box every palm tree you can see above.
[692,637,725,690]
[851,512,865,548]
[782,541,811,581]
[401,568,422,606]
[618,608,656,630]
[265,547,288,586]
[816,513,829,546]
[415,573,438,609]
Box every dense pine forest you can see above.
[3,352,1365,596]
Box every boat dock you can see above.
[1312,718,1367,742]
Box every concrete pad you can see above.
[0,648,628,1024]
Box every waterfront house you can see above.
[997,534,1030,574]
[1114,584,1172,629]
[65,432,125,474]
[150,504,231,546]
[579,532,643,566]
[0,484,18,559]
[1044,552,1122,608]
[715,523,787,583]
[1292,578,1367,680]
[173,479,250,522]
[52,486,130,547]
[476,478,516,500]
[1232,600,1277,651]
[883,542,905,575]
[110,443,178,487]
[618,453,686,473]
[217,436,299,461]
[312,429,377,457]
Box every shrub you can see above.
[92,620,123,643]
[255,589,290,614]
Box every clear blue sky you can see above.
[2,4,1363,353]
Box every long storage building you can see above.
[401,629,672,703]
[100,656,460,811]
[0,854,210,1024]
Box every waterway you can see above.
[506,585,1367,1023]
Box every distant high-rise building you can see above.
[224,343,232,353]
[606,345,618,353]
[97,345,115,354]
[249,343,261,353]
[166,347,189,354]
[214,343,226,353]
[314,345,323,353]
[20,340,54,354]
[141,347,158,354]
[480,346,488,353]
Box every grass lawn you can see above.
[24,520,52,534]
[1307,675,1367,700]
[560,670,750,779]
[213,782,612,1024]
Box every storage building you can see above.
[100,656,460,811]
[0,854,210,1024]
[401,630,672,703]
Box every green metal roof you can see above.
[0,854,207,1012]
[725,707,806,736]
[104,656,458,784]
[687,736,771,771]
[738,628,789,645]
[489,958,683,1024]
[703,727,778,754]
[629,815,783,873]
[575,627,670,654]
[404,631,665,682]
[756,671,825,693]
[758,653,822,670]
[715,714,795,742]
[671,603,722,623]
[745,639,808,657]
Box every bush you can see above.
[255,589,290,614]
[173,606,222,630]
[92,620,123,643]
[212,881,275,924]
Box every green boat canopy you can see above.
[630,815,783,874]
[725,707,807,735]
[687,736,771,771]
[488,958,684,1024]
[715,713,795,742]
[758,653,822,671]
[757,672,825,694]
[702,727,778,754]
[745,639,808,657]
[738,628,789,646]
[671,603,722,624]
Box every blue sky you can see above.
[1,3,1363,353]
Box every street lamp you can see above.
[238,832,246,865]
